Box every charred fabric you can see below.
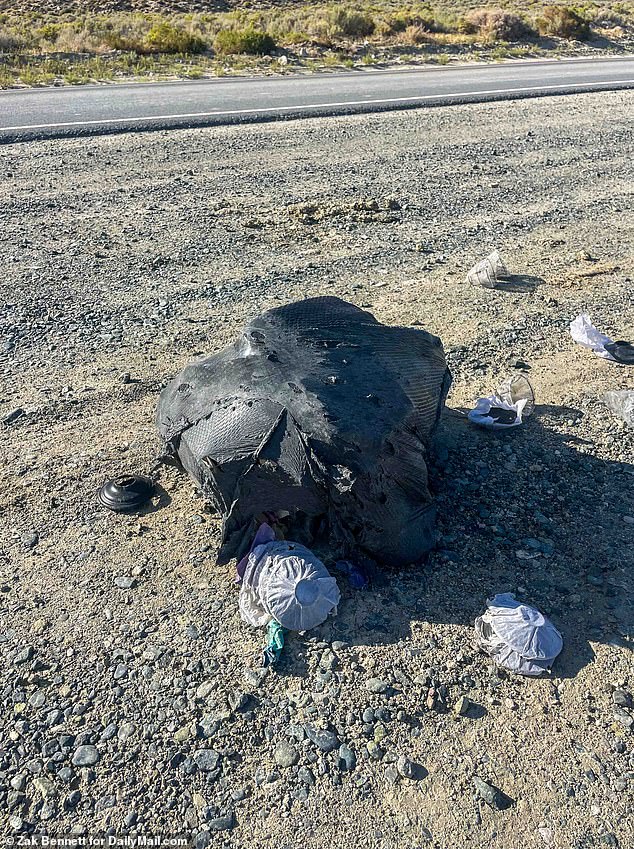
[156,297,451,567]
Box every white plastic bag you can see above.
[468,374,535,429]
[238,541,340,631]
[604,390,634,427]
[475,593,563,676]
[570,314,616,361]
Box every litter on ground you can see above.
[239,539,340,632]
[466,250,509,288]
[157,296,451,568]
[570,314,634,364]
[468,373,535,429]
[604,390,634,426]
[98,474,155,513]
[474,593,563,676]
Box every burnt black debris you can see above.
[157,297,451,566]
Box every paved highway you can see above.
[1,56,633,142]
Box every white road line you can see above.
[3,79,633,132]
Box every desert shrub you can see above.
[466,8,534,40]
[214,28,275,55]
[382,14,411,34]
[145,22,206,54]
[402,24,429,45]
[535,6,590,39]
[0,28,23,52]
[331,9,375,38]
[46,26,108,53]
[590,6,627,26]
[37,23,61,43]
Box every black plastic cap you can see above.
[605,341,634,365]
[99,475,155,512]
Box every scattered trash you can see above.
[334,560,369,589]
[157,297,451,567]
[468,373,535,429]
[475,593,563,676]
[570,314,634,364]
[236,522,276,581]
[605,341,634,365]
[98,475,155,512]
[262,620,286,668]
[604,390,634,427]
[466,250,509,289]
[239,540,340,632]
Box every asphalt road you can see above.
[1,56,633,142]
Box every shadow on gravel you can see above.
[138,482,173,514]
[304,404,633,680]
[493,274,544,293]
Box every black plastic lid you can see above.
[99,475,155,512]
[488,407,518,425]
[605,341,634,365]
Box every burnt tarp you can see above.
[156,297,451,567]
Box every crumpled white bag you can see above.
[570,314,617,361]
[475,593,563,676]
[468,396,529,429]
[238,540,340,631]
[468,374,535,429]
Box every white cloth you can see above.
[238,541,340,631]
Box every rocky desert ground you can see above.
[0,90,633,848]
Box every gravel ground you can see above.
[1,91,633,848]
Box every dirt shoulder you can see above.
[0,92,633,847]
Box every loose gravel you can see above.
[0,91,633,849]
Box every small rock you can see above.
[274,741,299,769]
[473,776,511,810]
[100,723,118,742]
[613,689,632,708]
[174,726,191,743]
[228,691,250,713]
[29,691,45,709]
[113,663,128,680]
[117,722,135,743]
[33,777,56,798]
[13,646,34,665]
[71,745,99,767]
[10,774,26,791]
[3,407,24,425]
[338,745,356,771]
[114,576,136,589]
[194,749,221,772]
[208,812,235,832]
[298,766,315,786]
[22,532,39,550]
[365,678,388,694]
[385,764,399,784]
[396,755,416,779]
[304,724,339,752]
[454,696,470,716]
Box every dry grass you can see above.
[0,2,632,87]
